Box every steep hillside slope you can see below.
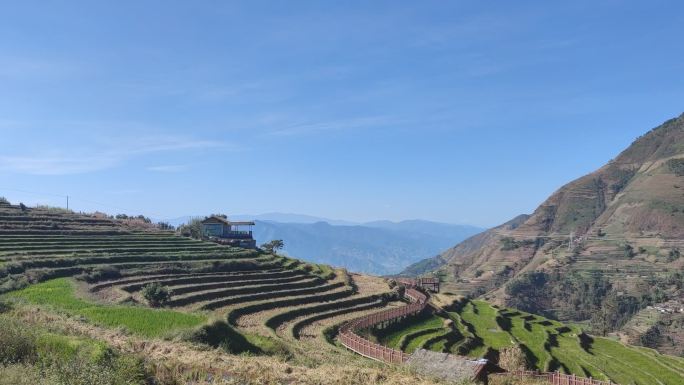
[412,114,684,349]
[401,215,529,277]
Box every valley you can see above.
[1,194,683,384]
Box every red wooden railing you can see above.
[339,285,428,364]
[491,371,616,385]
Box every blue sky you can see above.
[1,1,683,227]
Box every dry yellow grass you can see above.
[9,304,455,385]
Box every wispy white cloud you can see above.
[146,164,189,173]
[0,55,82,80]
[119,136,227,154]
[0,134,232,175]
[264,115,399,137]
[0,154,120,175]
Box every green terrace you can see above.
[371,299,684,385]
[7,278,206,337]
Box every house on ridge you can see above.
[200,215,256,249]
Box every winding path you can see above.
[339,284,428,364]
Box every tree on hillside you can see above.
[261,239,285,254]
[178,218,203,239]
[157,222,174,231]
[141,282,171,307]
[623,244,635,259]
[667,248,681,262]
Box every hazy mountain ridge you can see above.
[162,214,482,275]
[401,214,529,276]
[253,220,482,275]
[160,213,357,227]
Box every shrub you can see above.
[498,345,528,372]
[177,218,203,239]
[0,317,37,365]
[0,299,11,313]
[44,355,146,385]
[393,284,406,299]
[667,158,684,176]
[0,275,30,294]
[35,205,72,214]
[141,282,171,307]
[182,319,261,355]
[667,248,681,262]
[500,237,519,251]
[623,244,635,259]
[639,325,662,348]
[157,221,174,230]
[77,266,122,283]
[0,364,49,385]
[261,239,284,254]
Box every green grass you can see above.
[376,314,443,349]
[404,329,446,353]
[374,299,684,385]
[504,310,554,370]
[459,301,513,349]
[7,278,206,337]
[36,332,111,363]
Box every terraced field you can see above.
[5,202,682,384]
[372,297,684,385]
[0,205,265,281]
[0,203,400,366]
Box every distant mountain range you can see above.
[161,214,482,275]
[161,212,359,227]
[253,220,482,275]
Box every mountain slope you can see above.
[253,220,482,275]
[400,215,529,277]
[408,113,684,349]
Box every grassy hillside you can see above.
[372,296,684,385]
[2,201,683,384]
[0,202,456,385]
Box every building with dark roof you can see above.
[200,216,256,249]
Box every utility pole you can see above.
[66,195,69,210]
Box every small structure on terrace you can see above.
[201,215,256,249]
[396,277,440,293]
